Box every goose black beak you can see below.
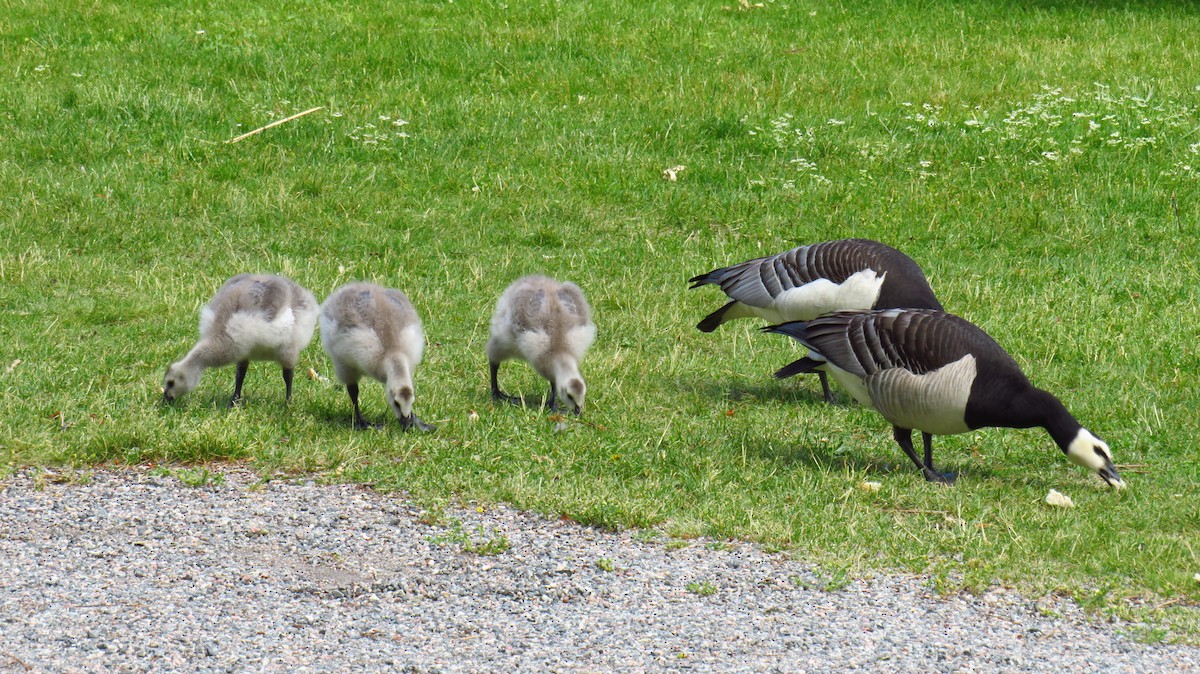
[1098,459,1126,491]
[572,405,582,417]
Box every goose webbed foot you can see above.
[921,468,957,485]
[894,427,956,486]
[918,431,954,484]
[354,417,384,431]
[347,383,381,430]
[400,414,437,433]
[491,390,524,406]
[489,361,523,406]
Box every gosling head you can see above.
[387,384,417,429]
[559,377,586,416]
[162,362,201,403]
[1064,428,1125,490]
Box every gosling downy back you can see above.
[487,275,596,414]
[320,282,434,432]
[163,273,318,406]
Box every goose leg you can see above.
[922,431,956,484]
[817,371,835,404]
[347,382,380,430]
[230,360,250,407]
[546,382,558,412]
[490,361,522,406]
[892,427,954,485]
[282,367,294,403]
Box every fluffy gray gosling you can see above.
[319,282,435,432]
[487,275,596,415]
[162,274,318,407]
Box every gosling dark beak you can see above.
[399,414,436,433]
[572,404,582,417]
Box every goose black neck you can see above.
[968,386,1083,453]
[1021,388,1084,453]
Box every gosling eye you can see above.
[166,380,175,389]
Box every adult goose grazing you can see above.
[163,274,319,406]
[689,238,943,402]
[487,275,596,415]
[320,283,435,432]
[762,309,1124,489]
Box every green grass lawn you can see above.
[2,0,1198,641]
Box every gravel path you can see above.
[1,468,1196,673]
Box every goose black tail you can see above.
[760,321,810,341]
[687,268,728,290]
[696,302,735,332]
[773,356,824,380]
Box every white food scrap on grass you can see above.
[1045,489,1075,508]
[859,481,881,492]
[662,165,686,182]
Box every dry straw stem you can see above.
[225,107,324,144]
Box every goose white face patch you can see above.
[866,354,975,435]
[1066,428,1125,489]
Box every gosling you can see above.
[487,275,596,415]
[319,282,435,432]
[162,273,318,406]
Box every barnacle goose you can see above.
[763,309,1124,488]
[320,282,435,431]
[690,238,942,402]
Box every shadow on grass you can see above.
[686,376,835,407]
[740,434,998,484]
